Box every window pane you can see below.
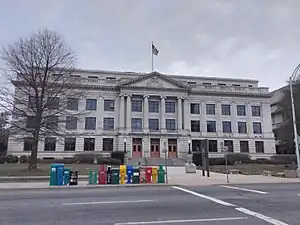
[104,100,115,111]
[46,97,59,109]
[66,116,77,130]
[190,103,200,114]
[44,137,56,151]
[221,105,231,115]
[132,118,142,130]
[238,122,247,133]
[85,117,96,130]
[165,101,175,113]
[67,98,78,110]
[224,140,233,152]
[191,120,200,132]
[103,138,113,151]
[103,117,114,130]
[23,137,34,151]
[149,119,159,131]
[26,116,36,128]
[64,138,76,151]
[86,99,97,110]
[149,101,159,113]
[46,116,58,129]
[237,105,246,116]
[255,141,264,153]
[84,138,95,151]
[132,100,142,112]
[253,122,262,134]
[208,140,218,152]
[206,104,215,115]
[240,141,249,152]
[222,121,232,133]
[207,121,216,132]
[166,119,176,130]
[252,106,261,117]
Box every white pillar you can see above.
[119,95,125,131]
[183,97,190,131]
[247,102,253,137]
[200,100,206,132]
[216,101,222,133]
[231,101,238,134]
[177,97,182,130]
[144,95,149,132]
[126,95,131,132]
[160,96,166,130]
[98,96,104,131]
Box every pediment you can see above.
[120,72,188,90]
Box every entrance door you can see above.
[168,139,177,158]
[132,138,142,158]
[150,138,160,157]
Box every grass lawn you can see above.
[210,163,297,175]
[0,163,101,177]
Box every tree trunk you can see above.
[29,135,39,170]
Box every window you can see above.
[190,103,200,114]
[103,117,114,130]
[222,121,232,133]
[206,104,215,115]
[217,83,226,86]
[46,116,58,129]
[26,116,36,128]
[165,101,176,113]
[203,82,211,86]
[85,117,96,130]
[253,122,262,134]
[232,84,241,87]
[207,121,216,132]
[252,106,261,117]
[248,85,253,87]
[67,98,78,110]
[224,140,233,152]
[132,118,142,130]
[166,119,176,130]
[103,138,114,151]
[66,116,77,130]
[132,100,142,112]
[238,122,247,133]
[88,76,98,79]
[240,141,249,153]
[86,99,97,110]
[84,138,95,151]
[64,138,76,151]
[44,137,56,151]
[149,119,159,131]
[149,101,159,113]
[221,104,231,115]
[106,77,116,80]
[23,137,34,151]
[191,120,200,132]
[255,141,264,153]
[104,100,115,111]
[208,140,218,152]
[28,95,37,108]
[46,97,59,109]
[188,81,196,85]
[237,105,246,116]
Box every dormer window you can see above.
[188,81,196,85]
[217,83,226,86]
[203,82,212,86]
[232,84,241,87]
[106,77,116,80]
[88,76,98,79]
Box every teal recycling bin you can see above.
[89,170,98,184]
[50,164,57,186]
[63,168,70,185]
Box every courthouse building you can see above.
[8,69,276,159]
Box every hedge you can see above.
[5,155,18,163]
[111,151,125,164]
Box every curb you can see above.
[0,183,172,191]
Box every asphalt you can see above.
[0,183,299,225]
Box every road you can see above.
[0,183,299,225]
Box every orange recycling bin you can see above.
[120,165,127,184]
[151,167,158,183]
[140,167,146,183]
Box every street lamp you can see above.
[289,64,300,177]
[124,139,127,165]
[188,139,192,155]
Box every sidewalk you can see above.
[0,167,299,190]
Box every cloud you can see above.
[1,0,300,90]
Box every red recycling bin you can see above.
[145,167,152,183]
[98,164,106,185]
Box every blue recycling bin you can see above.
[56,164,65,186]
[50,164,58,186]
[126,165,133,184]
[63,168,70,185]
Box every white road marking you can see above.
[236,207,289,225]
[114,217,248,225]
[297,194,300,197]
[220,185,269,195]
[172,186,236,206]
[173,186,289,225]
[62,200,154,206]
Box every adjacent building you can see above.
[8,69,276,159]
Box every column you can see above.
[177,97,182,130]
[119,95,125,131]
[183,97,190,131]
[200,101,206,132]
[216,101,222,133]
[98,96,104,131]
[261,102,273,138]
[231,101,238,134]
[160,96,166,130]
[247,102,253,137]
[126,95,131,132]
[143,95,149,132]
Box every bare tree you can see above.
[0,29,85,169]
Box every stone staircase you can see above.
[127,157,186,166]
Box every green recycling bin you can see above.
[63,168,71,185]
[158,165,165,184]
[111,168,120,184]
[50,164,58,186]
[132,166,140,184]
[88,169,98,184]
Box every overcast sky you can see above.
[1,0,300,91]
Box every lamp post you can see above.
[188,139,192,164]
[124,138,127,165]
[163,141,168,184]
[289,64,300,177]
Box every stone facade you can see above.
[7,69,276,159]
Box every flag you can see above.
[152,43,159,56]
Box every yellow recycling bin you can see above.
[120,165,127,184]
[152,167,158,183]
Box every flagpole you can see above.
[151,41,154,72]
